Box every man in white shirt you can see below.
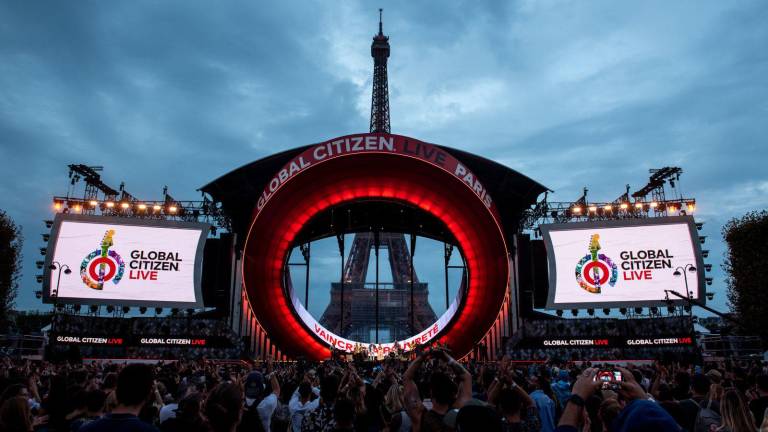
[288,382,320,432]
[256,374,281,432]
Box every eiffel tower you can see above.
[319,11,437,343]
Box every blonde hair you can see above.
[384,384,404,413]
[720,389,756,432]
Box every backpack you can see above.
[271,400,291,431]
[694,400,721,432]
[238,401,267,432]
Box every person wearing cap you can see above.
[243,372,265,409]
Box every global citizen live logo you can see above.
[79,229,183,290]
[575,233,676,294]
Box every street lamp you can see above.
[49,261,72,298]
[673,264,697,315]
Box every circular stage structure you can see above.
[202,133,546,360]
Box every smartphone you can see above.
[594,370,622,391]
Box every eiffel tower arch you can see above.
[318,232,439,344]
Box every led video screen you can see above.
[44,214,209,307]
[540,216,704,309]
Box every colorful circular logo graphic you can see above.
[574,234,618,294]
[80,229,125,290]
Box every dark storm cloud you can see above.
[1,0,766,314]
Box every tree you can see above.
[722,210,768,342]
[0,210,23,331]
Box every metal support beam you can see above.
[409,233,416,334]
[337,233,345,336]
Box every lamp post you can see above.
[49,262,71,298]
[673,264,697,317]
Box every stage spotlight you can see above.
[89,200,98,207]
[35,291,42,299]
[588,205,597,213]
[706,292,714,301]
[571,309,578,317]
[688,266,697,273]
[105,201,115,208]
[634,202,644,209]
[137,203,147,211]
[667,205,677,214]
[122,306,130,314]
[90,305,98,313]
[72,204,81,212]
[572,206,582,214]
[634,307,643,314]
[702,250,709,258]
[705,277,713,286]
[604,205,612,211]
[168,205,178,214]
[139,306,147,314]
[687,202,696,213]
[620,203,628,210]
[650,307,658,314]
[39,248,46,256]
[106,305,114,313]
[587,308,595,316]
[42,234,49,242]
[153,204,162,212]
[155,307,163,315]
[556,310,563,317]
[650,201,659,209]
[120,202,130,210]
[602,308,610,316]
[699,236,706,244]
[696,222,704,231]
[36,261,44,269]
[171,308,179,315]
[53,202,62,211]
[619,307,627,315]
[35,275,43,283]
[44,220,53,229]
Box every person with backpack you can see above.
[679,374,713,432]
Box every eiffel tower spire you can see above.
[369,8,390,133]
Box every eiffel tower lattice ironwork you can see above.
[369,8,390,134]
[318,11,437,344]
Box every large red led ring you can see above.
[242,145,509,360]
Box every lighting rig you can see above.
[521,167,714,319]
[520,167,697,231]
[39,163,231,316]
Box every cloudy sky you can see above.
[1,1,767,318]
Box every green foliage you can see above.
[0,210,23,331]
[722,210,768,341]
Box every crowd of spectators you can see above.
[2,348,768,431]
[507,346,698,363]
